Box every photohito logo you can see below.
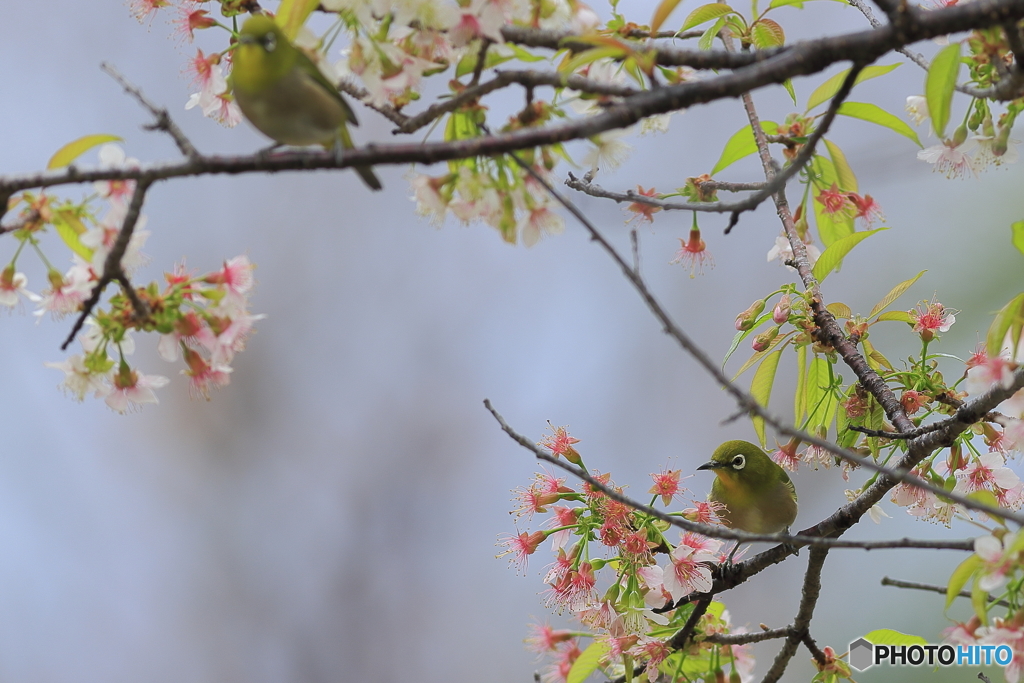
[847,636,1014,672]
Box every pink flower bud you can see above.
[772,295,791,325]
[752,326,780,352]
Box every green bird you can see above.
[697,440,798,535]
[231,15,382,191]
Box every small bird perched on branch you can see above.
[698,440,798,535]
[230,14,382,191]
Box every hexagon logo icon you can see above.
[849,637,874,672]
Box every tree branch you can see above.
[881,576,1011,608]
[101,63,199,160]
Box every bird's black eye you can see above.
[731,454,746,470]
[263,33,277,52]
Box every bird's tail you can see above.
[336,125,382,191]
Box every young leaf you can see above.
[651,0,686,34]
[751,349,784,447]
[47,134,122,170]
[869,271,926,318]
[808,154,838,190]
[275,0,320,39]
[782,79,797,105]
[722,312,774,368]
[945,554,982,609]
[812,183,854,248]
[51,209,94,261]
[862,339,894,371]
[813,228,887,282]
[567,640,611,683]
[711,122,779,175]
[862,629,930,647]
[826,302,852,319]
[986,293,1024,356]
[837,102,922,146]
[805,63,901,112]
[769,0,806,9]
[972,574,990,625]
[698,16,728,50]
[750,18,785,48]
[823,139,857,192]
[804,356,836,432]
[794,344,807,424]
[875,310,913,324]
[560,45,630,75]
[681,4,735,31]
[1012,220,1024,257]
[926,42,962,140]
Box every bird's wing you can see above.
[295,49,359,127]
[779,469,797,501]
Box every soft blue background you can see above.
[0,1,1021,681]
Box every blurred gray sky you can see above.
[0,1,1022,682]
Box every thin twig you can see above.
[61,181,151,350]
[394,70,640,135]
[564,175,773,214]
[101,63,199,160]
[724,62,866,233]
[881,576,1012,608]
[705,628,791,645]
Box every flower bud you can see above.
[951,123,969,147]
[752,326,780,352]
[735,299,766,331]
[772,295,791,325]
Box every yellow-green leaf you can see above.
[750,18,784,48]
[946,552,982,609]
[275,0,320,39]
[826,302,852,319]
[751,349,784,447]
[967,490,1005,525]
[47,134,122,170]
[823,139,857,192]
[838,102,922,146]
[986,293,1024,357]
[698,16,728,49]
[560,45,630,75]
[863,629,929,647]
[51,210,94,261]
[794,343,807,424]
[875,310,913,324]
[813,228,887,282]
[805,63,901,112]
[567,640,611,683]
[926,42,962,140]
[972,574,990,624]
[651,0,686,33]
[1012,220,1024,257]
[681,3,735,30]
[869,271,926,318]
[805,356,836,432]
[862,339,894,371]
[711,122,779,175]
[782,78,797,105]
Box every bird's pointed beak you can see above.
[697,461,721,471]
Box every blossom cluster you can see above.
[3,144,260,412]
[499,425,757,683]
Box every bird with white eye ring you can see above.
[697,440,798,562]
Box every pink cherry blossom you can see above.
[96,368,169,413]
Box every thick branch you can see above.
[5,0,1024,201]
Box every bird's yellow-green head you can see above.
[232,15,298,93]
[698,440,798,534]
[697,440,782,492]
